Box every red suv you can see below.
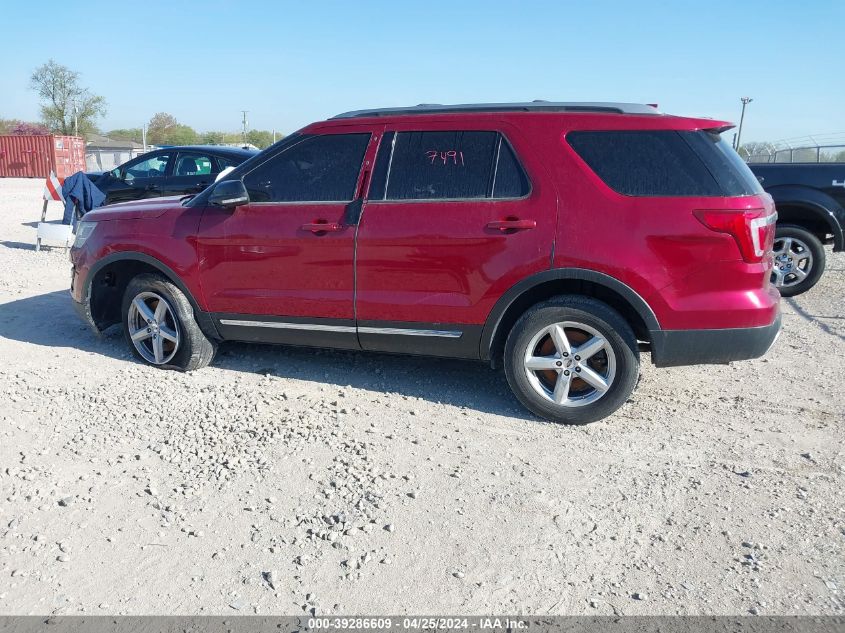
[69,102,780,424]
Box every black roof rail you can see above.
[332,102,660,119]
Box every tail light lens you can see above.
[693,209,777,263]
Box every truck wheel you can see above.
[504,296,639,425]
[121,273,216,371]
[771,224,825,297]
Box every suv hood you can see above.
[84,196,185,221]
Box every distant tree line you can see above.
[108,113,281,149]
[1,59,283,149]
[0,119,51,135]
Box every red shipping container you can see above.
[0,135,86,179]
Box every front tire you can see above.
[504,296,639,424]
[121,273,216,371]
[771,224,825,297]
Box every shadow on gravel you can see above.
[786,297,845,343]
[0,240,38,251]
[0,291,529,419]
[213,341,530,419]
[0,290,124,356]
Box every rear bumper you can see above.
[649,311,781,367]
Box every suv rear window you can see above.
[567,130,763,197]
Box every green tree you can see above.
[147,113,198,145]
[167,124,199,145]
[201,130,226,144]
[107,127,143,142]
[0,118,17,134]
[202,130,245,144]
[245,129,277,149]
[29,59,106,137]
[146,112,177,145]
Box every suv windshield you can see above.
[567,129,764,197]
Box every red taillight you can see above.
[694,209,777,263]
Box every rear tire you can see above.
[121,273,216,371]
[504,296,639,425]
[772,224,825,297]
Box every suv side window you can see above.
[492,136,531,198]
[567,130,723,196]
[124,153,170,180]
[243,134,370,203]
[173,153,214,176]
[371,131,529,201]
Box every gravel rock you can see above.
[263,570,277,589]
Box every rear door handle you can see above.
[487,218,536,231]
[301,221,341,234]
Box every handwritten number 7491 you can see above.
[425,150,465,165]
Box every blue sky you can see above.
[1,0,842,143]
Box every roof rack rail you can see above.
[332,102,660,119]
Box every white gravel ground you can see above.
[0,177,843,616]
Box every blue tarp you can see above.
[62,172,106,225]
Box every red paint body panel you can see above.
[196,202,357,318]
[71,204,206,306]
[545,120,778,330]
[0,135,85,179]
[355,119,557,325]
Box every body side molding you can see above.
[218,319,463,338]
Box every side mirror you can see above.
[209,180,250,208]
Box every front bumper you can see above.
[649,311,781,368]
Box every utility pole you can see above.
[241,110,249,147]
[72,102,79,137]
[142,123,147,153]
[734,97,753,150]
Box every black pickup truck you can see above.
[748,163,845,295]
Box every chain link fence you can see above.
[745,133,845,163]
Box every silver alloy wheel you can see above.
[127,291,180,365]
[771,236,813,289]
[523,321,616,407]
